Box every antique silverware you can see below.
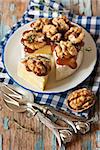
[2,89,77,134]
[59,129,73,143]
[75,122,90,134]
[1,84,77,133]
[0,84,98,147]
[0,84,76,147]
[1,84,34,103]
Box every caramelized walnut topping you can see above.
[65,27,84,44]
[55,41,78,59]
[21,30,46,51]
[22,30,45,43]
[55,45,64,58]
[52,16,69,31]
[57,57,77,69]
[24,47,35,53]
[55,40,78,68]
[43,24,57,38]
[67,88,95,111]
[23,56,51,76]
[60,41,78,56]
[21,16,85,60]
[30,18,50,31]
[50,33,62,42]
[22,40,46,51]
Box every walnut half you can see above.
[66,88,96,112]
[23,56,51,76]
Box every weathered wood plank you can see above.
[0,92,100,149]
[92,0,97,16]
[52,134,57,150]
[79,0,92,15]
[96,131,100,148]
[56,0,100,15]
[0,135,3,150]
[0,0,29,40]
[96,0,100,15]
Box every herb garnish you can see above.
[28,35,35,43]
[81,46,92,52]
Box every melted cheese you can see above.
[28,45,52,57]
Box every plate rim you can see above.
[2,21,97,94]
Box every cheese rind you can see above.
[53,50,83,80]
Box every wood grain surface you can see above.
[0,95,100,150]
[0,0,100,150]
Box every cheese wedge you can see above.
[17,53,55,90]
[18,45,53,90]
[53,50,83,80]
[17,61,48,90]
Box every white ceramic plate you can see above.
[3,22,97,94]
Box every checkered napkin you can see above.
[0,0,100,118]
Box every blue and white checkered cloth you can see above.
[0,0,100,118]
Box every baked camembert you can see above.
[18,16,85,90]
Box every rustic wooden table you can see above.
[0,0,100,150]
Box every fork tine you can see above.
[1,84,23,99]
[2,93,19,106]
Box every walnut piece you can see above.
[50,33,62,42]
[65,26,84,44]
[30,18,50,31]
[60,41,78,56]
[67,88,95,111]
[43,24,57,38]
[24,56,51,76]
[21,30,46,50]
[52,16,69,31]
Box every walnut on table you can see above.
[66,88,96,112]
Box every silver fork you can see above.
[2,92,19,106]
[0,84,77,131]
[1,84,37,112]
[1,84,33,103]
[1,84,76,147]
[1,84,22,97]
